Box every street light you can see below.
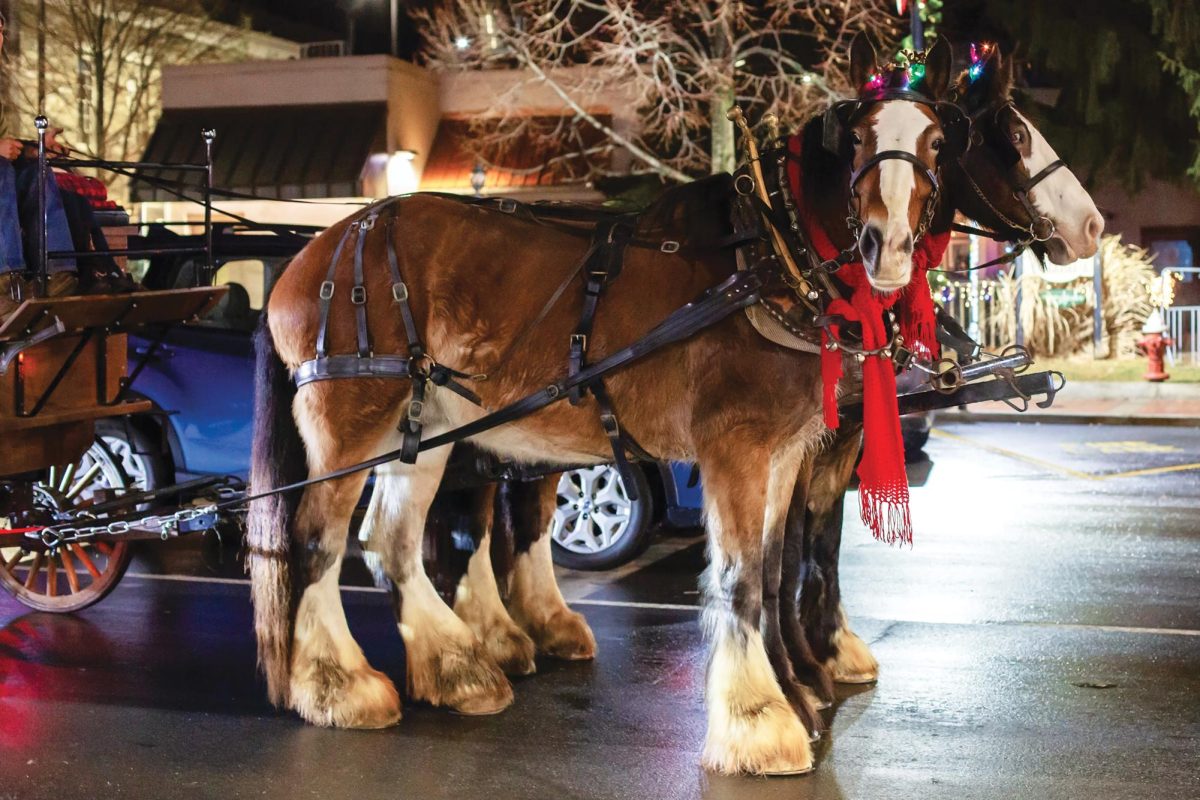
[387,149,418,195]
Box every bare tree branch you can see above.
[418,0,901,184]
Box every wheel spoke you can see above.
[65,462,103,501]
[71,544,102,579]
[2,548,24,572]
[58,462,76,494]
[23,553,44,590]
[46,555,57,597]
[59,549,81,594]
[95,541,113,557]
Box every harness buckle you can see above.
[319,281,335,300]
[392,282,409,302]
[359,215,377,231]
[407,399,424,423]
[351,285,367,305]
[660,240,680,254]
[599,412,619,437]
[570,333,587,351]
[497,199,517,214]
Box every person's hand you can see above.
[0,138,21,160]
[44,128,68,156]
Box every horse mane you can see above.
[633,173,736,248]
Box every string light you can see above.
[968,42,993,81]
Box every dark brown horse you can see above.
[247,35,955,775]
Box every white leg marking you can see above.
[364,447,514,715]
[701,480,813,776]
[454,533,538,676]
[290,557,401,728]
[509,534,597,660]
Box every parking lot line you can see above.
[930,428,1200,481]
[116,572,1200,637]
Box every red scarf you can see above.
[786,135,950,545]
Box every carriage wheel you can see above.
[0,438,135,613]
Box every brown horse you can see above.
[247,35,955,775]
[793,45,1104,693]
[440,45,1105,724]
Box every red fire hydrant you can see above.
[1136,309,1173,382]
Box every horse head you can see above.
[951,45,1104,264]
[825,34,956,293]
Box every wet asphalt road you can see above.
[1,420,1198,800]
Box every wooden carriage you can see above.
[0,289,225,474]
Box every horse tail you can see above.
[246,309,306,707]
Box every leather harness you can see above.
[292,193,757,497]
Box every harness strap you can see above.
[850,149,940,193]
[352,216,373,358]
[295,354,411,386]
[590,379,641,501]
[418,268,763,453]
[384,215,423,357]
[569,218,633,405]
[315,223,357,359]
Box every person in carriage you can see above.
[0,10,136,319]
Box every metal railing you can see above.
[32,116,216,296]
[1166,305,1200,364]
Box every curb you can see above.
[936,410,1200,428]
[1062,381,1200,400]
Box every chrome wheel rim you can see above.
[551,466,633,555]
[100,434,151,490]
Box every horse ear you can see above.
[849,32,878,91]
[961,46,1009,112]
[923,37,953,99]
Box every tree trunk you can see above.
[709,83,736,175]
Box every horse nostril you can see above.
[1085,212,1104,243]
[900,233,913,256]
[860,225,882,268]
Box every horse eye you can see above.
[1012,130,1024,145]
[931,137,944,151]
[850,131,862,145]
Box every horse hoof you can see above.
[800,683,831,712]
[415,641,515,715]
[486,627,538,677]
[833,671,878,685]
[449,683,515,716]
[532,608,597,661]
[289,663,402,729]
[827,627,879,685]
[702,698,814,776]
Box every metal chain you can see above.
[28,503,220,550]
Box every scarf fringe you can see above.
[859,484,913,546]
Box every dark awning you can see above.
[130,103,387,202]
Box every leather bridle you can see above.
[959,102,1067,246]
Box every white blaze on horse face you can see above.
[863,102,933,291]
[1014,108,1104,263]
